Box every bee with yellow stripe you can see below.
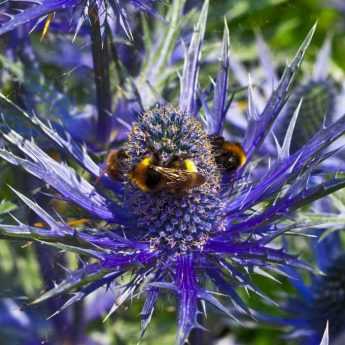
[129,155,205,193]
[103,137,245,193]
[103,148,205,193]
[209,135,246,172]
[105,149,129,181]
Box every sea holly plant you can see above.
[256,231,345,345]
[296,185,345,239]
[226,32,344,166]
[0,0,190,150]
[0,200,17,219]
[0,0,165,150]
[1,2,345,345]
[0,0,161,38]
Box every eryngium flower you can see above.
[267,233,345,345]
[0,0,160,38]
[228,33,342,162]
[312,254,345,341]
[1,3,345,344]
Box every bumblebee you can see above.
[105,149,129,180]
[209,135,246,172]
[129,155,205,193]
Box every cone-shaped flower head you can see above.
[124,106,225,252]
[273,232,345,345]
[312,254,345,339]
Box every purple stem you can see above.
[89,5,112,145]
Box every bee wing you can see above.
[152,166,189,183]
[151,166,205,190]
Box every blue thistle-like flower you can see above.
[271,189,345,345]
[0,0,160,38]
[312,254,345,340]
[125,106,225,252]
[261,232,345,345]
[228,33,343,164]
[1,3,345,344]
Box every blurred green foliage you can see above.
[209,0,345,72]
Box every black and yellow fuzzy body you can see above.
[129,155,205,193]
[105,149,128,181]
[209,135,246,172]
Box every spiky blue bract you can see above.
[272,35,337,155]
[273,189,345,345]
[320,323,329,345]
[276,79,337,153]
[229,32,339,164]
[0,0,160,38]
[0,0,79,35]
[1,6,345,345]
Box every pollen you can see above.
[183,159,198,173]
[123,105,225,252]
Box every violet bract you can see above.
[0,0,160,38]
[260,232,345,345]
